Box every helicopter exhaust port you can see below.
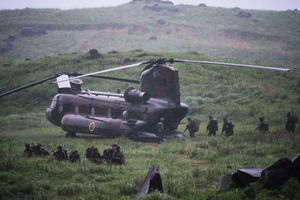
[124,87,151,104]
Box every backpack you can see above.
[263,122,269,131]
[291,116,298,124]
[192,118,201,132]
[212,119,218,131]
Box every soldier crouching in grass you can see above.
[85,146,103,164]
[69,150,80,163]
[103,144,125,172]
[24,143,49,157]
[112,145,125,166]
[53,145,68,161]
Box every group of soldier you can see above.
[184,112,298,138]
[24,143,80,162]
[24,143,50,157]
[85,143,125,166]
[24,143,125,166]
[184,115,234,137]
[52,145,81,162]
[255,112,298,133]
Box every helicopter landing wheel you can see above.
[66,132,77,138]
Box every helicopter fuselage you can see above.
[46,91,189,140]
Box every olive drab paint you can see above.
[46,63,189,140]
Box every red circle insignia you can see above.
[89,122,95,132]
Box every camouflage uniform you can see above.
[206,115,218,136]
[185,117,195,138]
[255,117,269,133]
[24,143,34,157]
[86,146,103,164]
[112,146,125,165]
[26,143,49,157]
[53,145,68,161]
[33,143,42,156]
[157,118,165,143]
[222,118,235,137]
[103,144,118,164]
[69,150,80,163]
[286,112,298,133]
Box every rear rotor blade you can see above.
[89,75,140,84]
[172,59,290,72]
[54,62,145,84]
[0,76,57,98]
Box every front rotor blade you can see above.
[54,62,145,84]
[0,76,57,98]
[173,59,290,72]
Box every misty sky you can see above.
[0,0,299,11]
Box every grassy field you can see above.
[0,128,299,199]
[0,51,299,199]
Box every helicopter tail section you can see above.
[139,64,181,106]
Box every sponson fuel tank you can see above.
[61,114,129,137]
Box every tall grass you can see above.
[0,129,299,199]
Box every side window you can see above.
[91,107,95,116]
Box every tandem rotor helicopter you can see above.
[0,58,290,141]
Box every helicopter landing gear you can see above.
[66,132,77,138]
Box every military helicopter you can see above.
[0,58,289,141]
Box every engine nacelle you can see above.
[124,87,151,104]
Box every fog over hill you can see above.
[0,0,299,69]
[1,0,299,11]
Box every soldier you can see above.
[255,117,269,133]
[222,118,235,137]
[32,143,42,156]
[157,118,165,143]
[24,143,34,157]
[40,146,49,156]
[112,145,125,165]
[69,150,80,163]
[184,117,200,138]
[53,145,68,161]
[85,146,93,160]
[86,146,103,164]
[102,144,117,164]
[206,115,218,136]
[31,143,49,156]
[286,112,298,133]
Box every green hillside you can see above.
[0,0,299,69]
[0,51,299,132]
